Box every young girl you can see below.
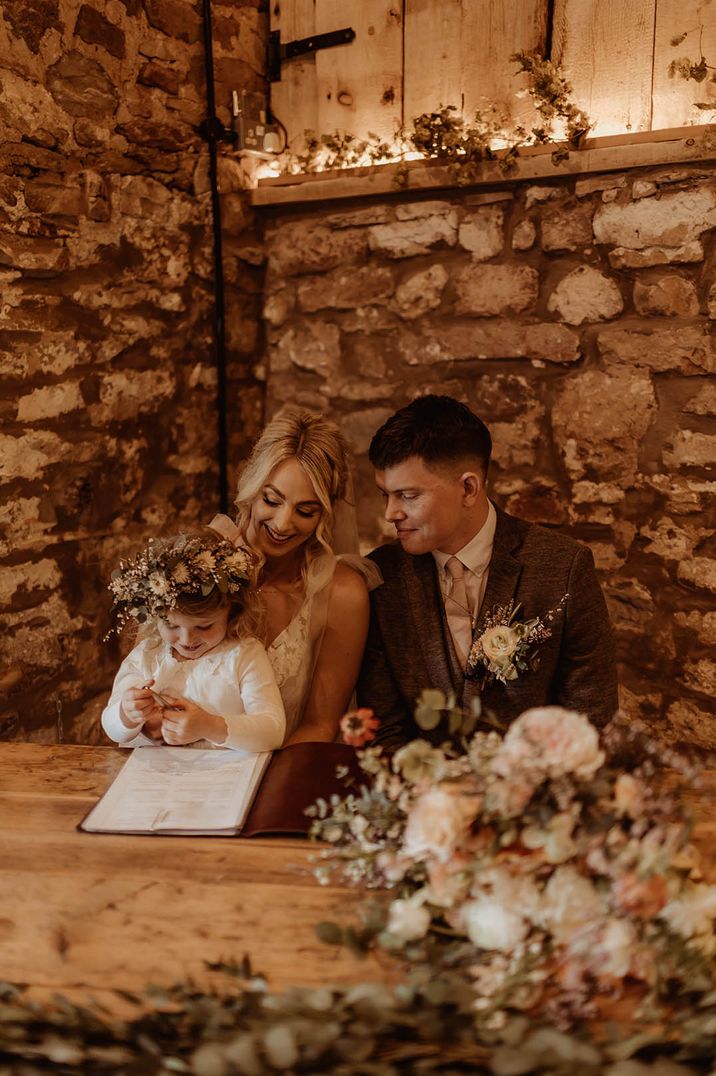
[101,528,286,753]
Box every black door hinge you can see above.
[268,27,355,82]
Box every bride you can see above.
[212,408,378,745]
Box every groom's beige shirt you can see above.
[432,500,497,624]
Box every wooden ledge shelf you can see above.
[251,125,716,208]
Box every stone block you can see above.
[395,200,455,221]
[325,206,391,228]
[575,175,626,198]
[0,233,68,272]
[454,263,538,317]
[503,480,568,526]
[677,556,716,593]
[144,0,202,42]
[666,699,716,750]
[394,264,448,320]
[339,306,398,334]
[138,60,182,95]
[0,497,55,557]
[89,368,176,424]
[593,189,716,250]
[340,407,394,455]
[75,4,126,58]
[0,430,66,481]
[268,221,368,276]
[0,68,71,148]
[632,180,657,199]
[320,377,400,403]
[663,431,716,469]
[681,658,716,697]
[540,205,593,251]
[547,266,623,325]
[297,265,394,312]
[368,209,458,258]
[709,282,716,319]
[641,474,716,515]
[608,241,704,269]
[552,368,657,483]
[0,559,61,605]
[640,516,712,560]
[674,609,716,646]
[525,186,559,209]
[597,325,715,375]
[683,384,716,416]
[17,382,84,421]
[397,319,580,365]
[633,275,699,317]
[571,481,625,505]
[604,578,655,637]
[490,405,544,468]
[263,288,294,328]
[272,321,341,381]
[457,205,504,259]
[46,51,118,118]
[511,219,536,251]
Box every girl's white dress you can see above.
[101,636,285,753]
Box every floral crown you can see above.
[108,533,256,631]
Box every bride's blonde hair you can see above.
[234,408,350,562]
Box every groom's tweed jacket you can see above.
[357,507,618,750]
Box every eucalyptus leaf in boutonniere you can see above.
[466,596,567,685]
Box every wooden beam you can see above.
[251,124,716,206]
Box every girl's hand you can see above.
[160,695,227,746]
[120,683,161,730]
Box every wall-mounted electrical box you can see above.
[233,90,282,156]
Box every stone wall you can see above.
[0,0,268,742]
[262,165,716,745]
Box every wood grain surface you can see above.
[0,744,394,1009]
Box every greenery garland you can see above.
[276,51,593,183]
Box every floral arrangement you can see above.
[311,696,716,1039]
[108,533,256,631]
[466,599,558,684]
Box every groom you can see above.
[357,395,618,749]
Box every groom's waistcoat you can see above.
[357,507,618,750]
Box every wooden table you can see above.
[2,744,715,1015]
[0,744,392,1009]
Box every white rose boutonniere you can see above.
[467,598,566,685]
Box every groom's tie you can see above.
[445,556,473,668]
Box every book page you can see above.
[81,748,271,834]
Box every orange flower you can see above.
[339,707,379,747]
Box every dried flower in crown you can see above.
[108,533,256,632]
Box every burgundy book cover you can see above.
[242,740,367,837]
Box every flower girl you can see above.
[101,528,285,753]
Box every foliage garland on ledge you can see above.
[275,52,593,183]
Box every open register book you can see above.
[79,741,364,837]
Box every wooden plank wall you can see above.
[269,0,716,152]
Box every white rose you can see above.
[660,884,716,939]
[402,787,477,864]
[387,896,431,942]
[481,625,520,664]
[462,898,528,952]
[537,865,606,942]
[493,707,604,783]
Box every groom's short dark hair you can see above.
[369,395,492,476]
